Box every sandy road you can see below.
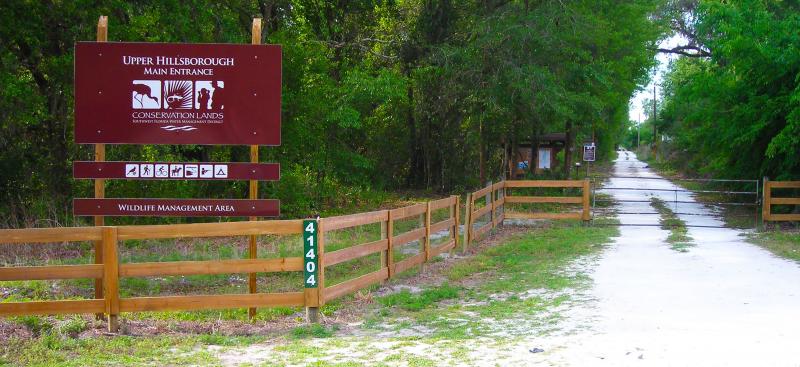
[534,150,800,366]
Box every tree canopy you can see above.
[652,0,800,180]
[0,0,663,226]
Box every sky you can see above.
[628,34,687,124]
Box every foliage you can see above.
[654,0,800,180]
[0,0,662,226]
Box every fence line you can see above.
[3,178,794,330]
[0,198,460,331]
[463,179,591,248]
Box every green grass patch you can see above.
[748,231,800,262]
[377,283,460,311]
[291,324,338,339]
[651,197,694,252]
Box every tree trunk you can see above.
[564,120,573,178]
[479,120,486,186]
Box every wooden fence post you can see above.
[486,181,493,227]
[380,214,388,284]
[306,219,323,323]
[451,195,459,255]
[101,226,119,333]
[424,202,432,262]
[387,211,395,278]
[463,193,473,252]
[582,179,591,222]
[762,177,770,228]
[247,17,262,320]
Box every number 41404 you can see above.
[303,220,318,288]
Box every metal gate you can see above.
[590,176,760,229]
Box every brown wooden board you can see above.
[74,42,281,145]
[73,198,279,217]
[73,161,279,180]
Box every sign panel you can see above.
[73,161,279,180]
[583,143,596,162]
[303,220,319,288]
[73,198,279,217]
[74,42,281,145]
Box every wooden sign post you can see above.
[94,16,108,321]
[248,18,261,319]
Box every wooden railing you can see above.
[463,182,506,249]
[320,196,459,303]
[763,179,800,223]
[464,180,591,247]
[0,220,304,332]
[0,197,460,330]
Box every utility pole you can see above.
[637,111,641,150]
[652,83,657,158]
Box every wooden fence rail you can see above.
[0,197,461,331]
[464,179,591,248]
[763,179,800,223]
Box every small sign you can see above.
[184,164,198,178]
[303,220,318,288]
[73,161,279,181]
[73,198,279,217]
[583,143,596,162]
[125,164,139,177]
[214,164,228,178]
[169,164,184,178]
[155,164,169,177]
[140,164,154,177]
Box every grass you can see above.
[377,283,460,311]
[747,230,800,262]
[650,197,694,252]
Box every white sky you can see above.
[629,34,687,123]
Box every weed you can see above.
[291,324,338,339]
[377,283,460,311]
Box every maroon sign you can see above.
[74,199,279,217]
[73,161,279,180]
[74,42,281,145]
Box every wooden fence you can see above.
[463,180,591,247]
[0,197,459,331]
[763,179,800,223]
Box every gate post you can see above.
[762,177,770,229]
[582,179,591,223]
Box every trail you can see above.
[535,150,800,366]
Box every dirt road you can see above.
[535,150,800,366]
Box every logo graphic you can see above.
[160,125,198,132]
[132,80,161,109]
[163,80,194,109]
[195,81,226,110]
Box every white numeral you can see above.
[306,248,315,259]
[306,274,316,286]
[306,262,316,273]
[305,222,315,233]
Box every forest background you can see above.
[3,0,794,227]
